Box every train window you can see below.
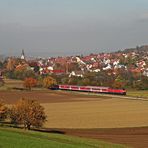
[92,88,100,90]
[102,89,107,91]
[71,87,78,89]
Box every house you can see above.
[15,63,30,71]
[143,68,148,77]
[69,71,83,77]
[103,64,112,70]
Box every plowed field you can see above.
[2,90,148,148]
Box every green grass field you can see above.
[0,128,127,148]
[0,79,23,91]
[127,90,148,98]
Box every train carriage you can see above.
[56,85,126,95]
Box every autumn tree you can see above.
[134,76,148,90]
[9,98,46,130]
[6,58,16,71]
[0,100,8,122]
[43,76,57,88]
[81,78,90,86]
[112,75,126,89]
[68,77,79,85]
[14,70,36,80]
[24,77,37,90]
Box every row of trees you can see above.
[0,99,46,130]
[24,76,57,90]
[2,69,148,90]
[22,71,147,90]
[4,69,36,80]
[50,70,148,90]
[52,72,126,88]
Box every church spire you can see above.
[21,49,25,60]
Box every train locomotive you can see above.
[51,85,126,95]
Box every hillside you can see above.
[123,45,148,53]
[0,128,127,148]
[0,45,148,89]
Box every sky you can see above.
[0,0,148,57]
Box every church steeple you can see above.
[21,49,25,60]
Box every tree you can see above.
[14,70,36,80]
[81,78,90,86]
[43,76,57,88]
[6,58,16,71]
[0,78,4,87]
[0,61,4,69]
[0,100,8,122]
[24,77,37,90]
[112,75,126,89]
[134,76,148,90]
[5,69,36,80]
[9,98,46,130]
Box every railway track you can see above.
[61,90,148,101]
[96,93,148,101]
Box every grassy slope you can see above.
[0,128,127,148]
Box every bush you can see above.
[0,80,4,87]
[0,100,8,122]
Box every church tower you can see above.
[21,49,25,60]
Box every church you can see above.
[21,49,25,60]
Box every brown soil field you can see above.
[2,90,148,128]
[0,90,110,104]
[42,99,148,128]
[2,89,148,148]
[49,127,148,148]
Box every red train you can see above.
[52,85,126,95]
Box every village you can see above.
[0,45,148,90]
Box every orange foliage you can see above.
[9,98,46,130]
[112,81,125,89]
[24,77,37,90]
[0,100,8,121]
[43,76,56,88]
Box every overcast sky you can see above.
[0,0,148,57]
